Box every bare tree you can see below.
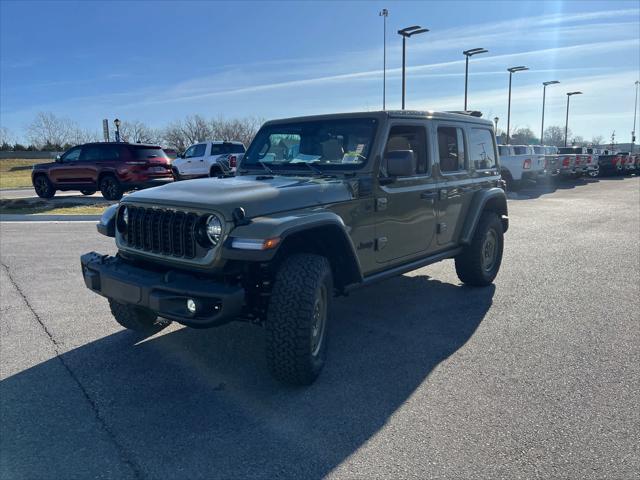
[211,116,263,147]
[510,127,538,145]
[543,125,570,147]
[118,120,161,144]
[571,135,587,147]
[0,126,14,146]
[26,112,76,148]
[591,135,604,146]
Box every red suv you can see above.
[32,143,173,200]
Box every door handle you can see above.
[420,192,437,199]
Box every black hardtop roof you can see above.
[262,110,494,127]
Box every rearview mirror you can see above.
[386,150,415,177]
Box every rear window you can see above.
[130,147,168,159]
[210,143,246,155]
[498,146,510,156]
[558,147,580,154]
[533,146,544,154]
[513,146,529,155]
[468,128,496,170]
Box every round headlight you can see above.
[205,214,223,246]
[116,205,128,233]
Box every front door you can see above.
[375,123,438,264]
[48,146,86,184]
[181,143,207,176]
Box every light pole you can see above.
[463,48,488,110]
[398,25,429,110]
[506,66,528,144]
[564,91,583,147]
[114,118,121,142]
[541,80,560,144]
[632,80,639,153]
[493,116,499,131]
[379,9,389,110]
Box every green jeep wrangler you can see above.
[81,110,508,385]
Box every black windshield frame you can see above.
[242,118,379,173]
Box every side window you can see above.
[384,125,428,175]
[80,146,103,162]
[184,145,196,158]
[468,128,497,170]
[437,127,466,173]
[62,147,82,162]
[101,145,121,160]
[193,144,206,157]
[210,144,224,156]
[185,144,206,158]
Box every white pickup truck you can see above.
[498,144,542,190]
[172,141,246,180]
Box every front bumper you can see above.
[81,252,245,328]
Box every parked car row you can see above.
[31,140,246,200]
[497,143,639,190]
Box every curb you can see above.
[0,214,101,222]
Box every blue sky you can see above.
[1,0,639,143]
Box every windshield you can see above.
[243,118,378,172]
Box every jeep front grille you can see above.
[124,206,199,259]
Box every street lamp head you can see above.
[379,8,388,17]
[508,66,529,73]
[494,117,499,122]
[543,80,560,86]
[463,48,488,57]
[398,25,428,37]
[567,91,583,96]
[113,118,121,128]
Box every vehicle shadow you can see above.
[1,275,494,479]
[508,176,600,200]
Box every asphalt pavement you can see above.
[1,176,639,479]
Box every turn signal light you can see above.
[229,155,237,168]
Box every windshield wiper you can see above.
[297,162,324,176]
[257,160,274,175]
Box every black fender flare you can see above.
[459,187,509,245]
[222,211,363,287]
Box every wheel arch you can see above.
[224,213,363,291]
[460,188,509,245]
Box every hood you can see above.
[123,175,355,219]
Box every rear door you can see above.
[374,122,438,264]
[434,124,475,247]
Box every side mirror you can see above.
[386,150,415,177]
[55,155,62,163]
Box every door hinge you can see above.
[437,223,447,234]
[376,197,388,211]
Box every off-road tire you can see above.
[266,254,333,385]
[33,174,56,199]
[80,189,96,196]
[455,212,504,287]
[99,175,123,200]
[108,299,171,333]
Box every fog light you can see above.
[186,299,197,314]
